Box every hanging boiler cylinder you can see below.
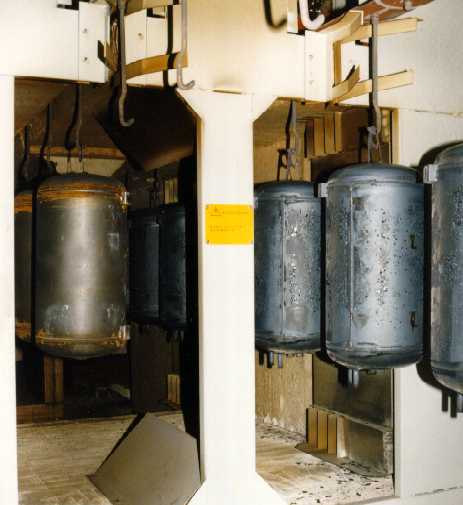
[129,209,160,323]
[35,174,129,359]
[325,164,424,371]
[254,181,321,354]
[15,190,33,343]
[426,144,463,397]
[158,203,187,330]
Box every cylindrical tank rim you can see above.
[14,190,33,214]
[328,163,417,186]
[434,143,463,168]
[254,181,318,200]
[37,173,126,204]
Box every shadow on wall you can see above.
[178,157,200,442]
[415,141,463,417]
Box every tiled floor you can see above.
[18,415,393,505]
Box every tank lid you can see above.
[328,163,417,185]
[435,143,463,166]
[254,181,317,199]
[38,173,126,203]
[39,173,124,190]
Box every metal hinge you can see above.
[423,164,438,184]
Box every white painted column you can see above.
[178,89,283,505]
[0,74,18,505]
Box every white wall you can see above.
[393,108,463,499]
[344,0,463,115]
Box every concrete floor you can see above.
[18,414,393,505]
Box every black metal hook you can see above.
[118,0,135,127]
[177,0,195,90]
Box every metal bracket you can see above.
[122,191,131,208]
[423,164,438,184]
[306,10,418,103]
[318,183,328,198]
[176,0,194,90]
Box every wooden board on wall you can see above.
[255,353,312,435]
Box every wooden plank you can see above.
[176,375,181,405]
[305,119,315,159]
[333,70,414,104]
[17,404,64,424]
[167,374,173,403]
[317,409,328,451]
[307,407,318,449]
[54,358,64,404]
[324,114,336,155]
[328,414,338,455]
[342,17,419,44]
[320,11,363,41]
[332,65,361,100]
[30,146,125,160]
[126,53,187,81]
[333,41,342,86]
[43,355,54,404]
[313,117,325,157]
[334,111,343,153]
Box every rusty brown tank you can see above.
[35,174,129,359]
[15,190,33,342]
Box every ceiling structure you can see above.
[13,0,436,170]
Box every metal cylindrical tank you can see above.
[427,145,463,395]
[325,164,424,370]
[159,203,187,330]
[129,209,160,323]
[15,190,33,342]
[254,182,321,353]
[35,174,129,359]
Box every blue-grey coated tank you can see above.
[255,181,321,354]
[158,203,187,330]
[325,164,424,370]
[129,209,160,323]
[427,144,463,396]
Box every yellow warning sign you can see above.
[206,204,254,245]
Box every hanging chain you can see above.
[39,104,53,165]
[47,104,53,163]
[19,125,31,182]
[75,84,84,173]
[118,0,135,127]
[367,14,382,163]
[64,83,85,173]
[279,100,299,181]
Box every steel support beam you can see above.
[0,74,18,505]
[178,89,282,505]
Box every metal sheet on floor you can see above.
[91,413,200,505]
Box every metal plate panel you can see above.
[313,355,393,427]
[91,414,201,505]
